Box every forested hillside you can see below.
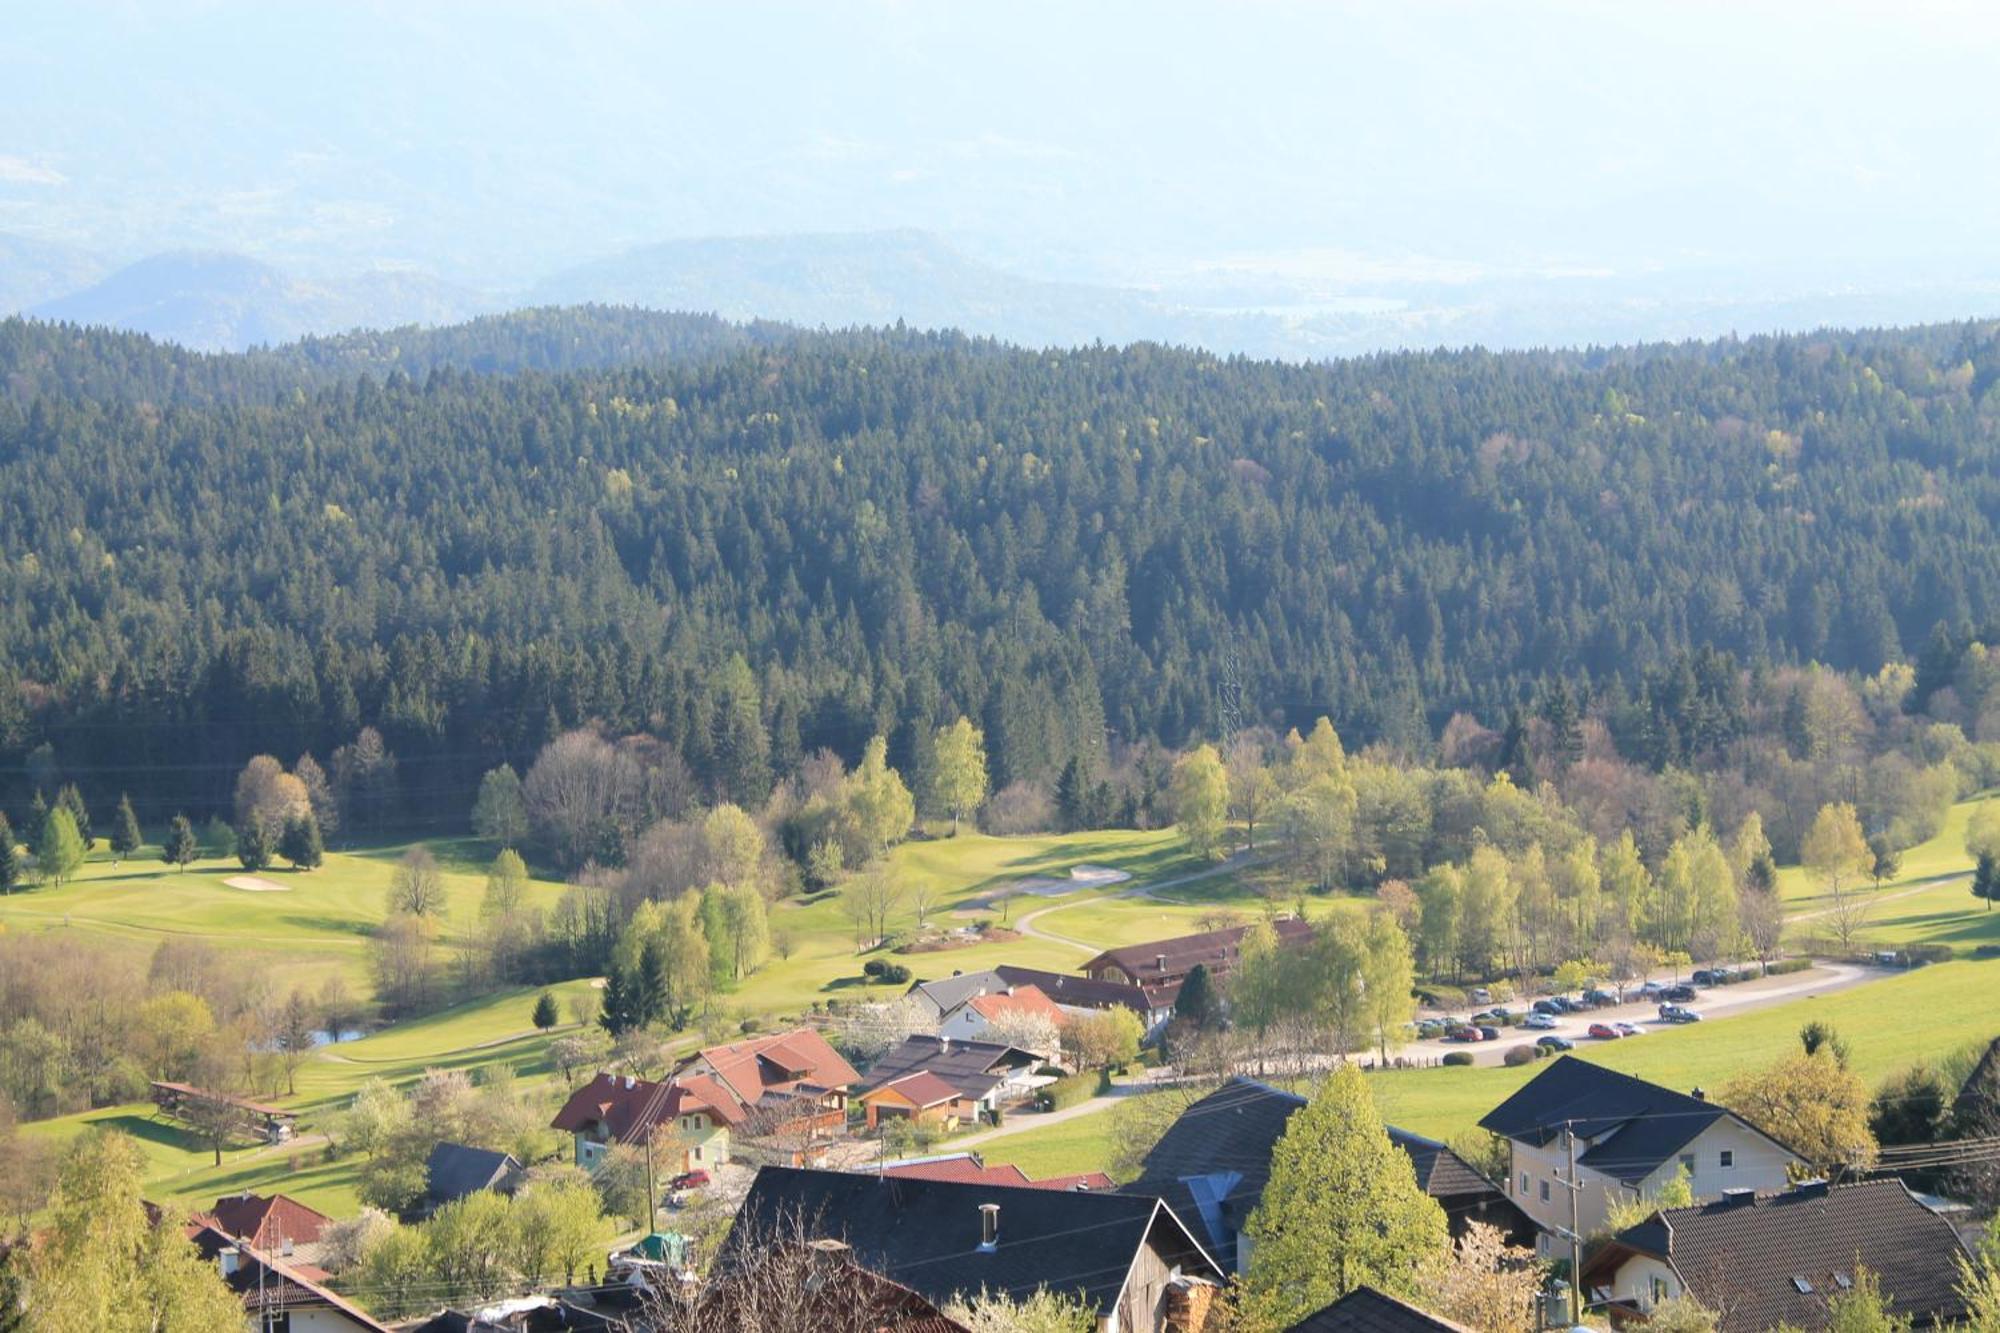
[3,310,2000,828]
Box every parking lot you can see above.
[1397,960,1881,1067]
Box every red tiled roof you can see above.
[188,1224,392,1332]
[862,1071,962,1109]
[550,1071,743,1142]
[1029,1170,1115,1191]
[684,1027,860,1107]
[965,984,1063,1024]
[205,1193,332,1251]
[883,1157,1033,1186]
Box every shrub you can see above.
[876,963,912,985]
[1442,1051,1474,1067]
[1037,1073,1097,1112]
[1903,944,1954,965]
[862,959,887,978]
[1503,1045,1537,1067]
[1765,957,1813,976]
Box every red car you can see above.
[1587,1022,1622,1040]
[669,1170,711,1190]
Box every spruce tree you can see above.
[163,814,198,870]
[1055,756,1086,832]
[235,820,271,871]
[0,812,18,893]
[532,991,561,1030]
[598,964,638,1035]
[109,794,142,862]
[1239,1063,1449,1328]
[27,790,47,843]
[56,783,92,850]
[1172,962,1221,1032]
[1978,851,2000,911]
[280,812,324,870]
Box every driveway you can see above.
[1398,960,1885,1067]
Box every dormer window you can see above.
[1792,1277,1814,1294]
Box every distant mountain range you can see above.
[11,228,2000,359]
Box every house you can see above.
[724,1166,1225,1333]
[1080,919,1315,1016]
[1477,1057,1801,1251]
[550,1070,743,1171]
[1285,1286,1476,1333]
[672,1027,859,1139]
[1124,1077,1534,1273]
[937,983,1066,1054]
[680,1237,972,1332]
[859,1035,1043,1116]
[907,966,1153,1026]
[200,1191,333,1260]
[1579,1179,1972,1330]
[423,1142,523,1213]
[882,1151,1114,1191]
[860,1071,972,1130]
[189,1222,393,1332]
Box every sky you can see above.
[3,0,2000,296]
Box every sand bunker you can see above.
[1067,864,1131,886]
[992,864,1136,902]
[224,875,292,892]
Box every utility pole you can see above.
[1565,1118,1582,1327]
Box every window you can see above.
[1520,1171,1529,1194]
[1540,1180,1551,1203]
[1650,1277,1670,1306]
[1679,1153,1696,1175]
[1720,1150,1734,1168]
[692,1145,702,1161]
[1792,1277,1814,1294]
[261,1316,291,1333]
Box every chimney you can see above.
[1793,1178,1830,1198]
[624,1075,635,1090]
[940,1037,951,1053]
[218,1246,241,1278]
[1156,954,1167,973]
[1719,1188,1757,1208]
[978,1202,1000,1249]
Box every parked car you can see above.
[1582,988,1618,1007]
[1587,1022,1621,1039]
[1445,1026,1480,1043]
[1638,980,1666,998]
[1522,1012,1557,1030]
[1614,1021,1643,1036]
[1476,1025,1501,1041]
[1661,984,1698,1003]
[1531,999,1564,1017]
[669,1170,712,1190]
[1416,1019,1446,1039]
[1536,1035,1574,1051]
[1470,987,1493,1004]
[1658,1004,1702,1023]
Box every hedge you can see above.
[1442,1051,1474,1067]
[1764,957,1813,976]
[1037,1074,1098,1112]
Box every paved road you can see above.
[1399,960,1884,1067]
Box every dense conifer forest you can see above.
[3,309,2000,829]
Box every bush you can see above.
[1503,1045,1538,1067]
[862,959,887,978]
[1037,1073,1097,1112]
[1442,1051,1474,1067]
[1765,957,1813,976]
[988,1106,1003,1128]
[1903,944,1955,965]
[876,962,912,985]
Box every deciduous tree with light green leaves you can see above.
[471,762,529,845]
[1239,1062,1449,1329]
[36,806,84,888]
[1360,907,1418,1061]
[1169,743,1230,859]
[1805,802,1875,953]
[929,716,989,835]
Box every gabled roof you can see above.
[188,1223,392,1331]
[992,964,1153,1014]
[549,1070,744,1143]
[882,1154,1114,1191]
[424,1142,523,1206]
[858,1035,1041,1101]
[1125,1078,1529,1270]
[203,1192,332,1252]
[1477,1056,1785,1184]
[1584,1180,1972,1332]
[724,1166,1222,1317]
[682,1027,860,1107]
[1082,918,1315,980]
[864,1071,963,1109]
[1286,1285,1476,1333]
[963,983,1064,1024]
[907,969,1009,1015]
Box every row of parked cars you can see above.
[1419,972,1740,1045]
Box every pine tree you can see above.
[1239,1063,1450,1328]
[235,820,271,871]
[109,793,142,862]
[1055,756,1087,832]
[56,783,93,850]
[27,790,48,844]
[532,991,561,1030]
[1540,680,1583,773]
[598,964,639,1035]
[163,814,198,869]
[1172,962,1221,1032]
[280,812,324,870]
[0,812,18,893]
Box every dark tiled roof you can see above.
[682,1027,859,1105]
[907,970,1008,1015]
[858,1035,1040,1101]
[424,1142,522,1206]
[993,965,1153,1014]
[1286,1285,1476,1333]
[1587,1180,1971,1332]
[1083,918,1314,982]
[1477,1056,1768,1184]
[724,1166,1221,1316]
[1125,1078,1529,1270]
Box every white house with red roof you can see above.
[550,1070,744,1172]
[936,982,1065,1057]
[672,1027,859,1139]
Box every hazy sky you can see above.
[4,0,1999,289]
